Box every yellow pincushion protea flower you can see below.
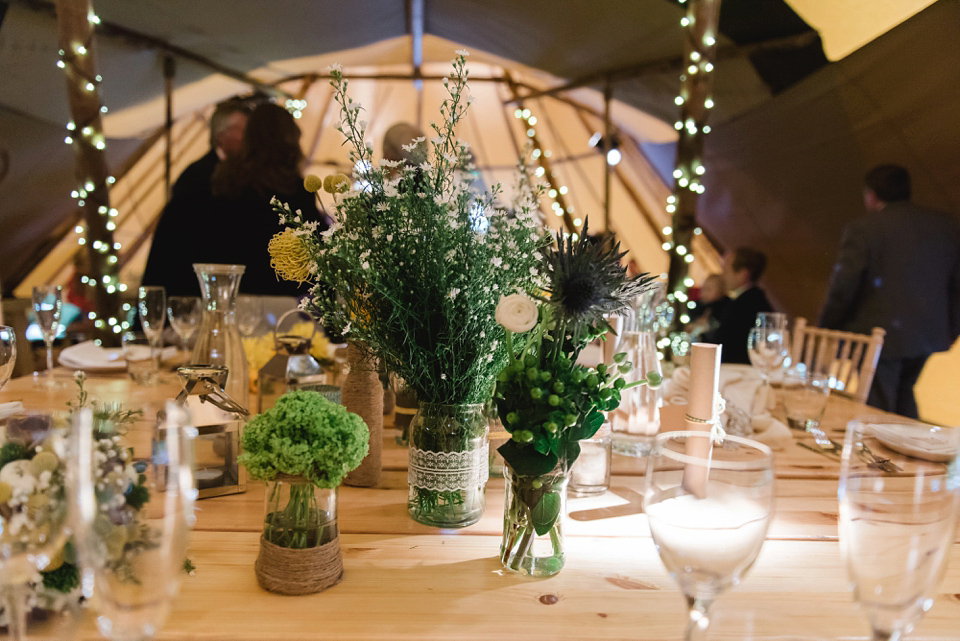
[268,229,311,283]
[303,174,323,193]
[323,173,350,194]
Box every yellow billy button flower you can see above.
[323,173,350,194]
[303,174,323,193]
[268,228,311,284]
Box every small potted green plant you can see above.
[239,390,368,595]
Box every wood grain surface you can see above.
[3,370,959,640]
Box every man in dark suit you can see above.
[819,164,960,418]
[702,247,773,364]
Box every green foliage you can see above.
[531,490,562,536]
[41,562,80,593]
[239,390,369,488]
[125,483,150,511]
[0,442,29,468]
[273,53,548,404]
[494,218,657,477]
[182,558,196,574]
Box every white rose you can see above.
[495,294,539,333]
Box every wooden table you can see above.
[3,370,960,640]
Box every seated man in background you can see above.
[701,247,773,364]
[685,273,730,340]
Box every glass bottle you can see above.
[192,263,249,412]
[611,286,663,457]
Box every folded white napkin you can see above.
[59,341,178,371]
[58,341,123,370]
[662,364,793,450]
[0,402,23,420]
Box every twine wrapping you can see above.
[343,342,383,487]
[255,534,343,595]
[684,395,727,443]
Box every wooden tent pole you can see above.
[54,0,122,343]
[602,81,613,233]
[163,55,175,198]
[667,0,721,325]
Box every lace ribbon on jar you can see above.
[408,447,490,492]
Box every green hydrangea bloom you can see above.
[239,390,369,488]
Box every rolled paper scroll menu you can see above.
[681,343,721,498]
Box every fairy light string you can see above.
[511,106,580,235]
[55,0,124,342]
[665,0,721,331]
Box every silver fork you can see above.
[858,440,902,473]
[806,425,843,456]
[807,425,901,473]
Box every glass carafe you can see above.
[611,286,663,457]
[192,263,249,411]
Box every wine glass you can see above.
[138,286,167,351]
[236,295,263,337]
[166,296,202,355]
[644,431,775,641]
[31,285,63,389]
[69,402,197,641]
[747,327,788,409]
[839,418,960,641]
[755,312,788,330]
[0,326,15,391]
[0,412,71,640]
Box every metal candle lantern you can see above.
[173,364,249,499]
[257,310,339,413]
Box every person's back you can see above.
[822,202,960,359]
[819,163,960,418]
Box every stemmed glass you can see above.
[0,325,15,391]
[138,286,167,350]
[839,418,960,641]
[31,285,63,389]
[747,327,788,409]
[167,296,202,356]
[755,312,788,330]
[69,402,197,641]
[0,412,71,640]
[236,295,263,337]
[644,431,775,641]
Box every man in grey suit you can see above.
[819,164,960,418]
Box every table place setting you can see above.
[661,363,793,450]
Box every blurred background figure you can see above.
[208,102,324,297]
[701,247,773,363]
[142,97,253,295]
[685,273,729,340]
[819,164,960,418]
[382,122,427,166]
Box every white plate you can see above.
[870,422,958,463]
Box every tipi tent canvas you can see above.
[1,0,957,421]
